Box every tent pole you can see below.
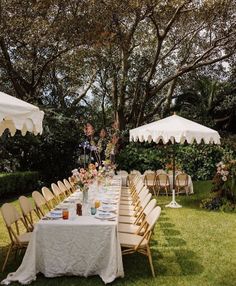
[165,141,182,208]
[173,143,176,190]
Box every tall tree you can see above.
[0,0,108,104]
[92,0,236,129]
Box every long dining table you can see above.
[1,176,124,285]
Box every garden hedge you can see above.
[0,171,40,199]
[116,142,233,181]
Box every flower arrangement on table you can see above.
[97,160,116,184]
[98,160,116,176]
[71,163,98,191]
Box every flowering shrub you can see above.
[201,158,236,211]
[213,160,236,198]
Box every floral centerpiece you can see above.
[71,164,98,203]
[98,160,116,177]
[97,160,116,185]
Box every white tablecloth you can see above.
[168,174,194,194]
[1,177,124,285]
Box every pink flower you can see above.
[222,176,227,182]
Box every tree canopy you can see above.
[0,0,235,181]
[0,0,235,128]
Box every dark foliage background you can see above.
[116,140,236,181]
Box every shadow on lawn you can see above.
[0,245,26,282]
[154,209,204,277]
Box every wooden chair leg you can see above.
[147,246,155,277]
[153,187,157,196]
[2,244,13,272]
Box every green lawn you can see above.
[0,181,236,286]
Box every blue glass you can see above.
[91,207,97,215]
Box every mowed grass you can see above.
[0,181,236,286]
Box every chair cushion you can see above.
[119,209,136,216]
[119,232,148,247]
[121,192,131,196]
[121,187,130,191]
[120,200,133,205]
[119,204,135,211]
[119,216,136,224]
[118,223,139,234]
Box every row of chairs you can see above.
[0,178,75,271]
[118,170,189,196]
[145,172,189,196]
[118,174,162,277]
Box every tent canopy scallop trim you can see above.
[129,115,221,145]
[0,92,44,136]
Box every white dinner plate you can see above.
[95,213,116,220]
[105,191,119,196]
[64,198,77,203]
[58,203,70,208]
[46,210,62,219]
[98,205,117,212]
[103,195,119,200]
[101,199,118,204]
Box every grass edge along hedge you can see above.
[0,171,39,199]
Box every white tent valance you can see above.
[0,92,44,136]
[129,114,220,145]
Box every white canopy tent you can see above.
[0,92,44,136]
[130,114,221,208]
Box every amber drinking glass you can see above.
[62,209,69,220]
[95,200,100,208]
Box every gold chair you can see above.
[175,173,189,195]
[18,196,37,231]
[156,173,170,196]
[63,178,75,193]
[51,183,65,201]
[32,191,50,218]
[119,206,161,277]
[118,198,157,234]
[127,173,141,187]
[119,189,150,217]
[57,181,69,197]
[1,203,32,271]
[119,192,152,224]
[42,187,57,209]
[144,172,157,195]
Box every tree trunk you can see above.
[115,108,126,131]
